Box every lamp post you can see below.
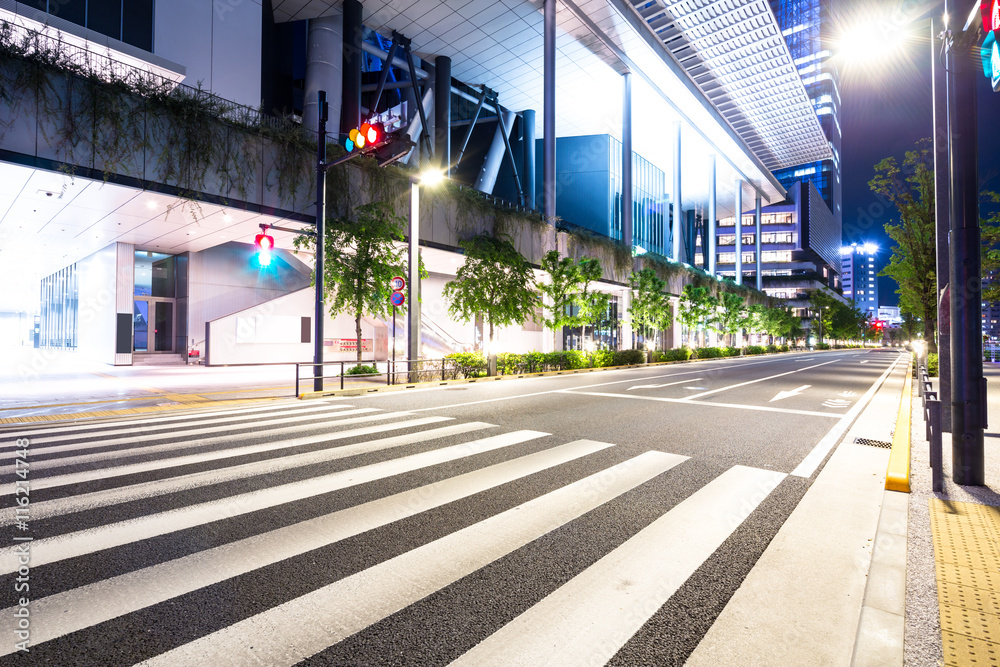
[407,169,445,374]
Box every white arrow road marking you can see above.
[860,360,870,364]
[627,379,702,391]
[822,399,852,408]
[769,385,811,403]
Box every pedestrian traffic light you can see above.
[254,227,274,267]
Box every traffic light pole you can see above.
[314,91,328,392]
[945,7,985,485]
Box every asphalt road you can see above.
[0,348,904,666]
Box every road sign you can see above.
[390,291,405,307]
[390,276,406,291]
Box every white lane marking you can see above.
[0,416,457,504]
[134,450,688,667]
[407,355,812,412]
[561,391,841,419]
[860,360,870,364]
[9,408,380,459]
[4,422,496,525]
[769,385,811,403]
[839,391,858,398]
[626,379,702,391]
[450,465,786,667]
[790,354,904,478]
[4,401,350,439]
[0,410,401,476]
[0,439,616,655]
[0,430,551,574]
[822,399,851,409]
[681,360,839,401]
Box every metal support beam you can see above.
[341,0,363,134]
[543,0,556,225]
[622,72,633,248]
[368,37,399,120]
[931,14,952,433]
[434,55,451,171]
[522,109,536,211]
[945,6,984,486]
[708,154,716,276]
[672,121,682,261]
[496,105,524,205]
[755,195,762,291]
[404,47,432,159]
[735,180,743,286]
[454,88,487,173]
[474,106,515,195]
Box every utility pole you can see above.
[314,91,328,392]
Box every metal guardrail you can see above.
[294,358,461,395]
[919,363,943,492]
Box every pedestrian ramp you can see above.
[0,398,787,665]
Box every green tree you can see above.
[443,234,539,350]
[294,200,409,362]
[575,257,612,348]
[810,290,839,343]
[628,268,671,349]
[979,192,1000,301]
[538,251,582,349]
[869,138,937,351]
[676,284,715,347]
[713,292,748,343]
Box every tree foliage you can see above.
[576,257,613,343]
[537,251,581,331]
[443,234,539,347]
[713,292,749,338]
[628,268,671,348]
[979,192,1000,302]
[294,200,409,361]
[676,285,715,336]
[869,138,938,351]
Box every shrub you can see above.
[817,342,831,350]
[927,352,939,377]
[656,347,693,362]
[723,346,741,357]
[698,346,723,359]
[766,344,778,353]
[445,352,487,378]
[746,345,766,355]
[496,352,526,375]
[613,349,646,366]
[524,351,546,373]
[588,349,615,368]
[346,364,379,375]
[543,350,588,370]
[780,344,790,352]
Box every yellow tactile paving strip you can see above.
[0,396,280,426]
[930,498,1000,665]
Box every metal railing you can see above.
[294,358,461,395]
[918,362,944,492]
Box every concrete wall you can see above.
[74,242,119,364]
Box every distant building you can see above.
[878,306,901,326]
[841,243,879,316]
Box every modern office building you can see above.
[769,0,843,229]
[841,243,880,316]
[3,0,832,366]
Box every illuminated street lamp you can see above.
[407,168,445,366]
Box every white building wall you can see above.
[154,0,262,109]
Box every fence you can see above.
[918,361,944,492]
[294,358,461,395]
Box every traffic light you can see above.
[254,227,274,267]
[345,122,384,152]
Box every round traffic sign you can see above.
[390,276,406,291]
[390,291,405,307]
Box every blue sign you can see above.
[390,291,405,307]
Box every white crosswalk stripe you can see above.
[1,399,790,664]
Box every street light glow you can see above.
[419,169,445,187]
[832,14,913,69]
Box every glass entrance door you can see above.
[133,299,174,352]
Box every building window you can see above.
[40,0,154,51]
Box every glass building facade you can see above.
[39,263,79,349]
[610,137,667,255]
[769,0,842,228]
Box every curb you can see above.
[296,348,841,400]
[885,357,913,493]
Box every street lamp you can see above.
[834,2,987,484]
[408,168,445,369]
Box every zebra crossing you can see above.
[1,398,790,664]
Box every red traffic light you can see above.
[254,232,275,267]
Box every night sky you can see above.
[838,2,1000,307]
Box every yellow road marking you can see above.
[885,358,912,492]
[0,397,280,426]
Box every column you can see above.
[434,55,451,171]
[672,121,682,261]
[522,109,536,210]
[408,183,421,363]
[708,154,717,276]
[735,180,743,286]
[341,0,363,134]
[755,194,762,290]
[303,15,343,137]
[621,72,633,248]
[930,15,951,432]
[474,107,515,194]
[543,0,556,225]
